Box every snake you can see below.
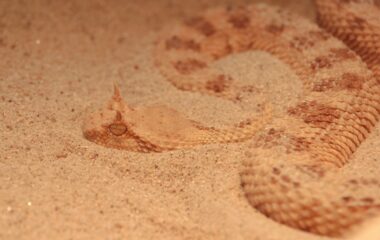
[82,0,380,238]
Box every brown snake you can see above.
[83,0,380,238]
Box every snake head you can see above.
[82,84,141,150]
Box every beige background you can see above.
[1,0,379,240]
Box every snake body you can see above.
[83,0,380,237]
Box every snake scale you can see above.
[83,0,380,238]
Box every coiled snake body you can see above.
[83,0,380,238]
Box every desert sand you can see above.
[1,0,379,239]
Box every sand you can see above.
[1,0,379,239]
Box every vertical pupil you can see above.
[109,124,127,136]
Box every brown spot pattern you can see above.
[265,24,285,35]
[310,48,357,72]
[201,32,233,59]
[252,128,310,153]
[309,30,331,41]
[289,136,311,152]
[296,164,326,177]
[312,72,365,92]
[252,128,284,149]
[165,36,200,51]
[339,73,365,90]
[173,59,207,74]
[310,55,332,70]
[271,168,303,191]
[350,16,367,31]
[273,167,281,175]
[361,197,375,204]
[236,118,253,128]
[185,17,216,36]
[228,13,250,28]
[288,101,341,128]
[290,36,316,51]
[340,0,361,3]
[342,196,354,202]
[290,30,331,52]
[205,74,231,93]
[330,48,357,60]
[312,78,336,92]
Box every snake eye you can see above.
[109,123,127,136]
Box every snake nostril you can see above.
[109,123,128,136]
